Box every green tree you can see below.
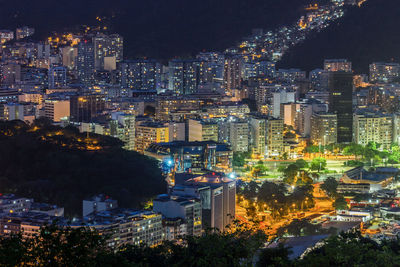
[295,159,309,169]
[0,224,106,266]
[257,244,291,267]
[297,230,400,266]
[343,143,364,160]
[277,219,321,237]
[333,196,348,210]
[320,177,338,198]
[233,152,250,167]
[242,181,260,200]
[310,157,327,172]
[282,163,299,185]
[252,164,269,178]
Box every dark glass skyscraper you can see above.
[70,94,106,122]
[328,71,353,143]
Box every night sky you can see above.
[0,0,314,60]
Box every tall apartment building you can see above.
[309,68,330,90]
[60,46,78,70]
[196,52,225,84]
[353,112,393,150]
[153,195,202,238]
[224,56,242,96]
[93,33,123,71]
[135,122,169,154]
[229,120,249,152]
[255,61,276,78]
[48,65,67,89]
[77,39,95,85]
[70,94,106,122]
[393,114,400,145]
[168,122,186,142]
[329,71,354,143]
[120,59,161,90]
[267,118,284,158]
[250,116,268,156]
[16,26,35,40]
[109,113,136,151]
[276,69,306,83]
[44,99,70,122]
[1,63,21,86]
[369,62,400,83]
[271,90,296,118]
[310,113,337,146]
[295,101,328,137]
[324,59,352,72]
[155,95,213,121]
[188,119,218,142]
[172,172,236,232]
[168,59,204,95]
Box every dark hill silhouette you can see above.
[0,119,167,217]
[278,0,400,73]
[0,0,314,60]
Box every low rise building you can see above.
[145,141,232,173]
[135,122,169,154]
[340,167,399,190]
[153,194,202,238]
[82,194,118,217]
[0,194,33,214]
[171,172,236,232]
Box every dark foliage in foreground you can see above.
[0,223,267,267]
[0,120,166,217]
[1,225,400,266]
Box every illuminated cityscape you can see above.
[1,0,400,265]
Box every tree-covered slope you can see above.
[0,120,167,217]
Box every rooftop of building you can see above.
[0,212,56,224]
[185,172,235,185]
[137,121,168,128]
[83,194,117,203]
[0,194,31,202]
[147,140,230,151]
[81,208,159,227]
[30,202,62,212]
[343,167,399,182]
[154,194,199,206]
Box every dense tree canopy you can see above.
[0,120,167,217]
[2,225,400,266]
[240,181,315,220]
[320,177,338,199]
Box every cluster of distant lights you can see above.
[164,159,237,179]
